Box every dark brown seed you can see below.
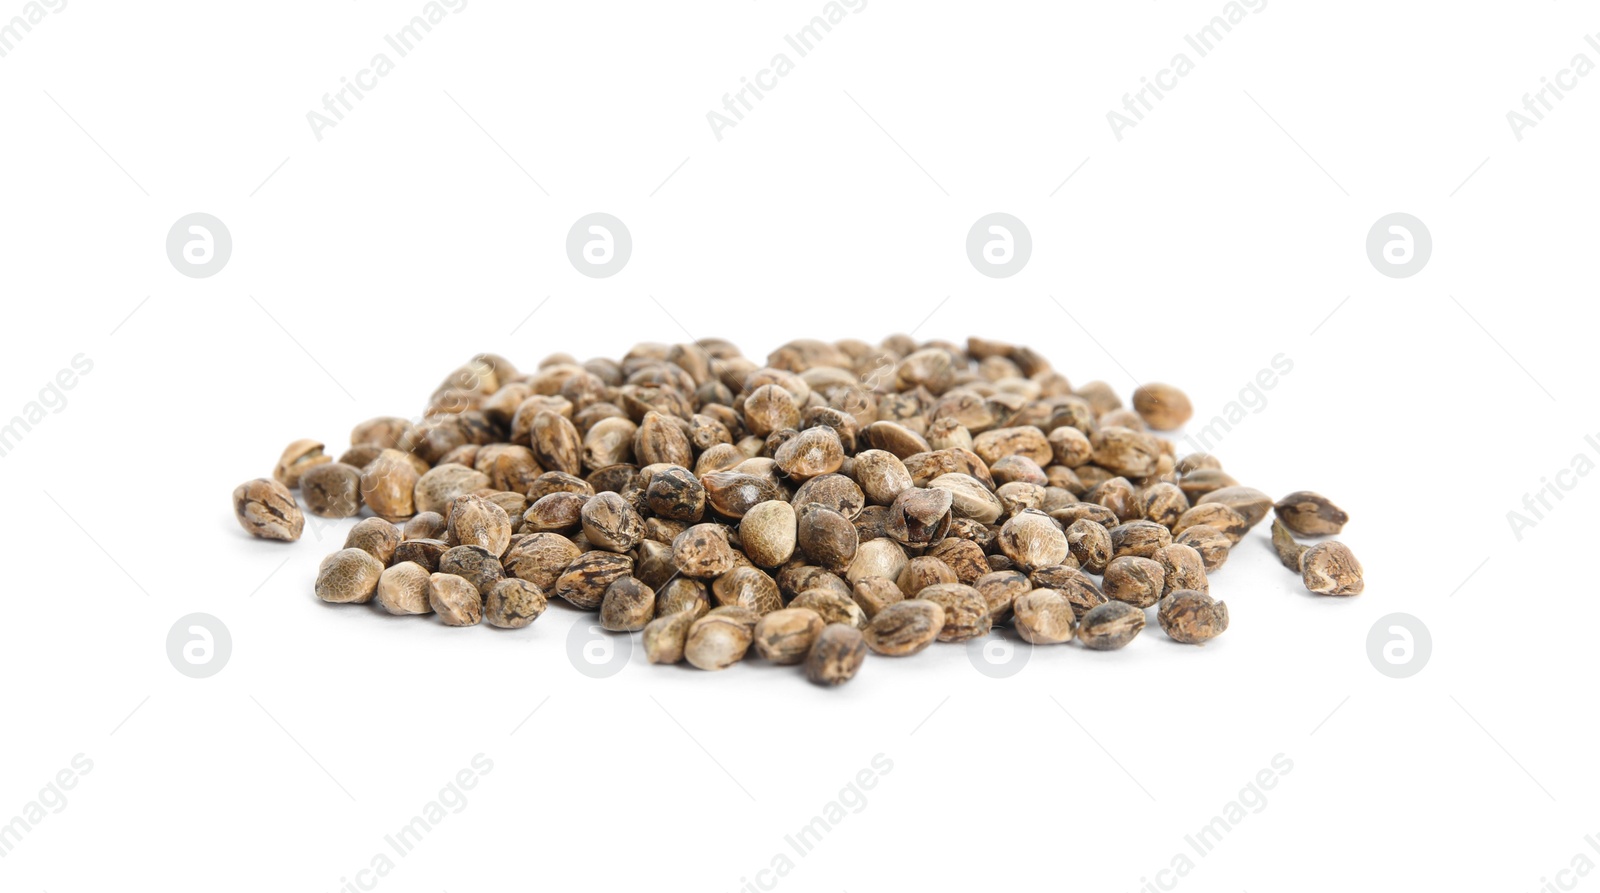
[1158,590,1229,644]
[599,576,656,631]
[644,466,706,522]
[315,548,384,603]
[863,599,945,656]
[700,471,779,518]
[553,551,634,610]
[884,487,954,547]
[232,478,305,542]
[1155,543,1208,596]
[804,623,867,685]
[484,578,547,628]
[345,517,402,564]
[753,608,826,664]
[1078,601,1146,650]
[438,545,505,595]
[673,523,737,578]
[1274,490,1350,537]
[428,572,484,626]
[1102,556,1166,608]
[1301,541,1364,596]
[917,583,992,642]
[1174,525,1231,572]
[393,538,448,572]
[1140,482,1190,528]
[1066,519,1113,574]
[1108,520,1173,560]
[1012,590,1078,644]
[580,491,646,552]
[711,565,784,614]
[797,507,858,573]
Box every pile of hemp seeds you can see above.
[231,337,1362,686]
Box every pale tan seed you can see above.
[233,478,304,542]
[273,438,330,489]
[376,561,432,615]
[1012,590,1078,644]
[643,612,695,664]
[316,548,384,604]
[684,614,753,670]
[428,572,484,626]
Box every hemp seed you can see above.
[804,623,867,686]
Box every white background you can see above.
[1,1,1594,890]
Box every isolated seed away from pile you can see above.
[231,336,1363,686]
